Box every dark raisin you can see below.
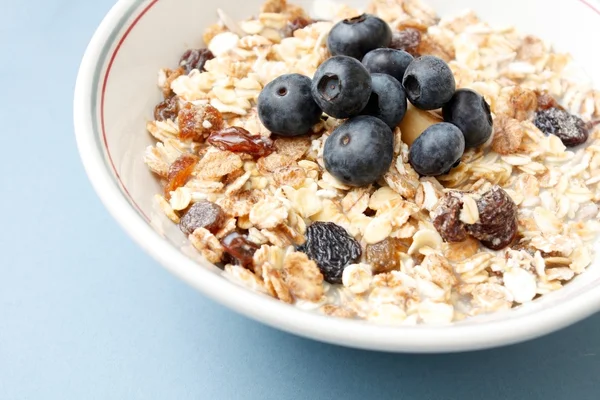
[179,49,215,74]
[390,28,421,56]
[164,153,199,198]
[179,200,225,235]
[366,237,408,274]
[221,232,260,269]
[432,192,468,243]
[207,126,274,158]
[534,107,590,147]
[154,95,179,121]
[297,222,361,284]
[466,186,518,250]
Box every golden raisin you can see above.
[221,232,260,270]
[535,90,561,111]
[164,153,199,198]
[178,102,224,142]
[366,237,408,274]
[207,127,274,158]
[154,95,179,121]
[390,28,422,56]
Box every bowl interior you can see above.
[80,0,600,350]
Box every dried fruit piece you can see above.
[432,192,468,242]
[179,200,225,235]
[535,90,561,111]
[389,28,421,56]
[283,17,314,37]
[207,127,274,158]
[297,222,361,284]
[154,95,179,121]
[179,48,214,74]
[164,153,199,198]
[466,186,518,250]
[178,102,224,141]
[534,107,590,147]
[491,115,523,155]
[366,237,408,274]
[221,232,261,269]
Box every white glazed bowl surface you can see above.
[74,0,600,352]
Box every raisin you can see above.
[297,222,361,284]
[283,17,314,37]
[178,102,224,141]
[154,95,179,121]
[466,186,518,250]
[164,153,199,198]
[432,192,468,243]
[207,127,274,158]
[221,232,260,269]
[533,107,590,147]
[179,49,214,74]
[366,237,408,274]
[535,90,561,111]
[179,200,225,235]
[390,28,421,56]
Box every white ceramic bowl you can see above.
[74,0,600,352]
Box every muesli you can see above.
[144,0,600,325]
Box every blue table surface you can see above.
[2,1,600,399]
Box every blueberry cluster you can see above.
[257,14,495,186]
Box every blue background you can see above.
[1,0,600,398]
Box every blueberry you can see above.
[258,73,322,137]
[442,89,493,148]
[402,56,456,110]
[361,73,407,129]
[311,56,372,119]
[362,48,414,83]
[327,14,392,60]
[324,116,393,186]
[409,122,465,176]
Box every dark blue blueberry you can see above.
[402,55,456,110]
[442,89,493,148]
[327,14,392,60]
[323,116,393,186]
[311,56,372,119]
[362,48,414,83]
[258,73,322,137]
[409,122,465,176]
[360,73,407,129]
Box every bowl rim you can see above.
[74,0,600,353]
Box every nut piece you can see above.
[342,263,373,294]
[398,104,443,146]
[431,191,468,242]
[491,115,524,155]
